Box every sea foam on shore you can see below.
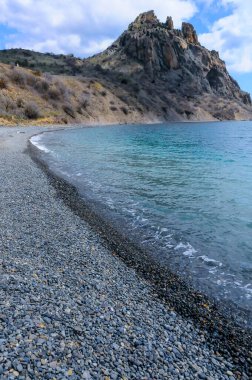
[0,126,250,379]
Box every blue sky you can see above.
[0,0,251,94]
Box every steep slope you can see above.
[86,10,252,121]
[0,10,252,124]
[0,63,148,125]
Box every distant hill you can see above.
[0,48,84,75]
[0,11,252,125]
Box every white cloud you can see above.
[199,0,252,73]
[0,0,197,56]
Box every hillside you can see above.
[0,10,252,125]
[0,49,83,75]
[0,63,148,126]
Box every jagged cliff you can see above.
[0,10,251,125]
[86,10,252,121]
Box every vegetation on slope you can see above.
[0,49,83,75]
[0,63,149,126]
[0,11,252,125]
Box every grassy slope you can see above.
[0,63,150,126]
[0,49,252,125]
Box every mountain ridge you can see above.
[87,11,251,105]
[0,10,251,125]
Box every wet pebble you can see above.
[0,127,250,379]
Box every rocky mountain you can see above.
[0,10,251,125]
[86,10,252,121]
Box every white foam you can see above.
[216,279,227,286]
[244,283,252,289]
[199,255,222,266]
[165,243,174,248]
[183,247,197,257]
[175,242,197,257]
[242,284,252,298]
[209,268,217,274]
[175,242,188,250]
[30,135,50,153]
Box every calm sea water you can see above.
[31,122,252,313]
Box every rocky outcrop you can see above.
[0,10,251,125]
[133,10,159,27]
[182,22,199,45]
[165,16,174,30]
[87,10,251,119]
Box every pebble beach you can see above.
[0,126,251,380]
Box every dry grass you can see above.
[0,63,146,125]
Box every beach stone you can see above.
[198,373,207,379]
[17,364,23,372]
[0,126,250,380]
[82,371,91,379]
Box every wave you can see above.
[30,135,51,153]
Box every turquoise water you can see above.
[32,122,252,312]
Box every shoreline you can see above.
[28,128,252,375]
[1,117,252,128]
[0,125,251,379]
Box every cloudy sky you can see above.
[0,0,251,94]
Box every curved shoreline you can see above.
[28,131,252,376]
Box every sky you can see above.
[0,0,251,94]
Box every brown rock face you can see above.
[182,22,199,45]
[166,16,174,30]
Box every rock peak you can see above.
[166,16,174,30]
[86,9,252,118]
[182,22,199,45]
[132,10,159,27]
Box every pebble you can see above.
[0,127,250,380]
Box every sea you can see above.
[31,121,252,320]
